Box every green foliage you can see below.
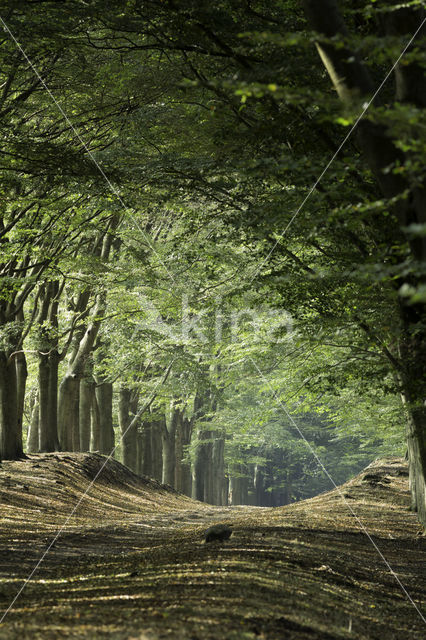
[3,0,421,494]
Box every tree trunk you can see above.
[229,464,248,505]
[191,431,215,503]
[118,386,138,472]
[181,416,193,497]
[212,434,225,505]
[79,376,94,452]
[39,350,60,452]
[246,467,257,506]
[191,391,215,503]
[48,350,60,450]
[203,432,214,504]
[403,401,425,514]
[151,420,163,482]
[58,374,80,451]
[27,399,39,453]
[135,430,143,475]
[254,465,266,506]
[96,380,114,455]
[0,351,21,459]
[15,350,27,456]
[229,475,241,506]
[192,429,206,502]
[35,280,61,452]
[222,476,229,507]
[38,355,50,446]
[140,422,153,477]
[90,391,101,451]
[174,410,183,492]
[175,411,193,494]
[162,404,179,487]
[400,324,426,521]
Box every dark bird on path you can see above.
[204,524,233,543]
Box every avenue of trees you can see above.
[0,1,425,518]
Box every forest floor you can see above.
[0,453,424,640]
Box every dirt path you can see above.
[0,454,424,639]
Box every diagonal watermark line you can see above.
[0,15,177,286]
[0,361,174,624]
[243,15,426,288]
[249,356,426,625]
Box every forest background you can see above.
[1,0,425,521]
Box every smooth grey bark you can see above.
[191,392,216,503]
[0,311,25,460]
[254,465,266,506]
[175,411,193,495]
[229,474,239,505]
[96,380,114,455]
[162,403,179,487]
[94,338,114,456]
[181,416,193,497]
[246,467,257,506]
[59,375,80,451]
[192,430,216,503]
[222,476,229,507]
[38,354,50,446]
[136,430,143,475]
[0,264,36,460]
[151,420,163,482]
[174,409,184,491]
[401,382,426,515]
[192,433,205,501]
[15,350,27,455]
[204,432,214,504]
[129,393,140,470]
[37,281,60,452]
[229,467,249,506]
[140,422,153,477]
[90,391,101,451]
[118,386,139,472]
[283,470,292,506]
[38,348,60,452]
[27,399,39,453]
[212,435,225,505]
[44,351,60,452]
[0,351,20,460]
[79,375,94,452]
[304,0,426,525]
[192,429,211,502]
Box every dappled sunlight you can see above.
[0,453,424,639]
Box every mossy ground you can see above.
[0,454,424,639]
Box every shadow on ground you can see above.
[0,454,424,639]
